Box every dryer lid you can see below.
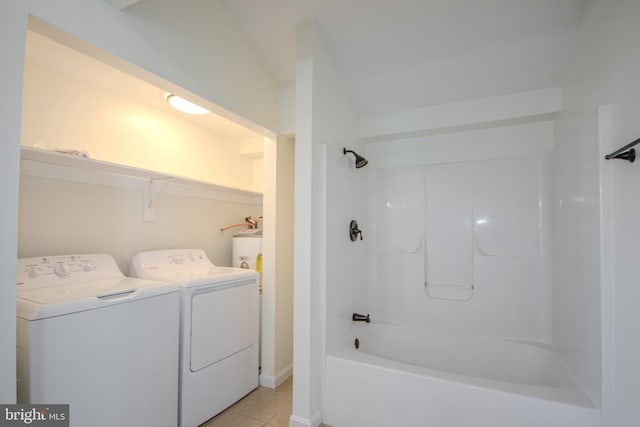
[129,249,258,287]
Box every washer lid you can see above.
[16,277,176,320]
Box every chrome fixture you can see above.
[343,147,368,168]
[352,313,370,323]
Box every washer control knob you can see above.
[54,263,71,277]
[172,256,185,264]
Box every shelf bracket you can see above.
[144,178,169,222]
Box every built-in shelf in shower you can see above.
[424,282,474,302]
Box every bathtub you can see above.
[324,322,600,427]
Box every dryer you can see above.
[129,249,259,427]
[16,254,180,427]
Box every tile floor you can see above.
[200,377,330,427]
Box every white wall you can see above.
[260,134,294,390]
[275,136,295,382]
[358,87,562,140]
[120,0,278,131]
[551,106,602,408]
[18,175,261,272]
[325,145,369,355]
[261,137,277,388]
[22,47,261,192]
[292,20,365,427]
[0,0,277,402]
[278,83,296,136]
[368,153,552,342]
[0,4,27,403]
[362,91,558,344]
[365,121,555,168]
[27,1,277,132]
[555,1,640,424]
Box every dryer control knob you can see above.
[54,263,71,277]
[27,267,41,278]
[172,256,185,264]
[81,262,95,272]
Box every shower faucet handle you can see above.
[349,220,363,241]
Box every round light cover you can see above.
[166,94,209,115]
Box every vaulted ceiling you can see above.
[222,0,589,116]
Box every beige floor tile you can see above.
[275,377,293,395]
[199,376,302,427]
[200,410,263,427]
[228,389,280,422]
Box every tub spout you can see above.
[352,313,370,323]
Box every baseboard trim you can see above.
[289,411,322,427]
[259,363,293,389]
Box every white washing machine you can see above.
[16,254,180,427]
[129,249,259,427]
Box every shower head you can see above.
[343,148,368,168]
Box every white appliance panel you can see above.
[129,248,259,426]
[17,283,179,427]
[181,343,258,427]
[190,280,258,372]
[232,236,263,270]
[16,254,179,427]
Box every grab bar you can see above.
[604,136,640,163]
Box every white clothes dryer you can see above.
[129,249,259,427]
[16,254,180,427]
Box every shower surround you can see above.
[324,143,600,425]
[368,155,552,341]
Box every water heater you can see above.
[232,234,263,279]
[232,233,263,370]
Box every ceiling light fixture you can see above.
[166,94,209,115]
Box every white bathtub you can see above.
[324,322,600,427]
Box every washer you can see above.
[129,249,259,427]
[16,254,180,427]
